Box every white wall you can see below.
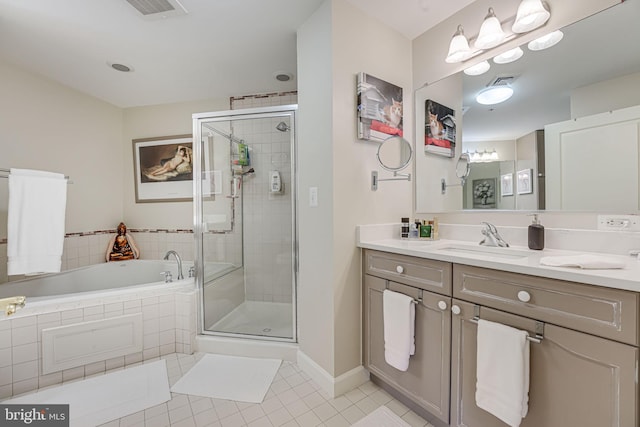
[571,72,640,118]
[0,62,123,236]
[122,98,228,230]
[297,0,412,378]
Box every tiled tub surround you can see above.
[0,279,197,400]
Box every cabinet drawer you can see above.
[364,249,452,296]
[453,264,639,346]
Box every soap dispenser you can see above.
[528,214,544,250]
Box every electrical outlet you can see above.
[597,215,640,231]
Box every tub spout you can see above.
[163,250,184,280]
[1,296,26,316]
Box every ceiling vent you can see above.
[126,0,188,20]
[487,75,517,87]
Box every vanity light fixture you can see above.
[475,8,507,50]
[476,85,514,105]
[464,61,491,76]
[512,0,551,33]
[445,25,472,63]
[528,30,564,51]
[493,46,524,64]
[466,149,499,163]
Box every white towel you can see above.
[476,319,530,427]
[383,289,415,371]
[7,168,67,275]
[540,254,625,269]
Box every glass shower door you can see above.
[193,106,297,342]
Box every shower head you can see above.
[276,122,290,132]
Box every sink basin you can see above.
[432,243,531,260]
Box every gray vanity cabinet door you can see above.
[363,274,451,424]
[450,300,638,427]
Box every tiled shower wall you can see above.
[231,92,297,303]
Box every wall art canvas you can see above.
[472,178,497,209]
[425,99,456,157]
[133,134,194,203]
[357,72,404,142]
[500,173,514,196]
[517,168,533,194]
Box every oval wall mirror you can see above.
[377,136,413,171]
[456,152,471,185]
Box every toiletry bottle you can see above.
[432,217,439,240]
[410,220,420,239]
[401,217,410,239]
[420,220,431,238]
[528,214,544,250]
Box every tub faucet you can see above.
[480,222,509,247]
[163,250,184,280]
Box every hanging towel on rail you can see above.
[7,168,67,275]
[382,289,415,371]
[475,319,530,427]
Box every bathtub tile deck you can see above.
[98,352,434,427]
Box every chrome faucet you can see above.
[163,250,184,280]
[479,222,510,247]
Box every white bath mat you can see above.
[352,405,412,427]
[3,360,170,427]
[171,354,281,403]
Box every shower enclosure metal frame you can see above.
[192,105,298,343]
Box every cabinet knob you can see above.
[396,265,404,274]
[438,301,447,310]
[451,305,461,315]
[517,290,531,303]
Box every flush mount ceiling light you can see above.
[493,46,524,64]
[528,30,564,51]
[475,8,507,50]
[464,61,491,76]
[512,0,551,33]
[476,85,514,105]
[445,25,472,63]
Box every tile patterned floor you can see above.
[97,352,434,427]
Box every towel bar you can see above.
[384,282,422,304]
[469,317,543,343]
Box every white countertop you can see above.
[358,237,640,292]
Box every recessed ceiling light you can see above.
[108,62,134,73]
[274,72,293,82]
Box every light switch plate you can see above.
[309,187,318,207]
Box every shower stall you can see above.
[192,105,297,342]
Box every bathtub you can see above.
[0,259,234,301]
[0,259,234,399]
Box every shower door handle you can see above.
[228,176,241,199]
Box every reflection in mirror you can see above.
[416,1,640,213]
[377,136,413,171]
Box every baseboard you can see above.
[296,350,369,398]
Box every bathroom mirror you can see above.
[415,0,640,213]
[377,136,413,172]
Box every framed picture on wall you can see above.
[500,173,514,196]
[517,168,533,194]
[356,72,404,142]
[132,134,194,203]
[425,99,456,158]
[472,178,497,209]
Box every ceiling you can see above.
[0,0,470,108]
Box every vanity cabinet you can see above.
[362,250,640,427]
[451,264,639,427]
[363,250,453,424]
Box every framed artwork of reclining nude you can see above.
[133,134,196,202]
